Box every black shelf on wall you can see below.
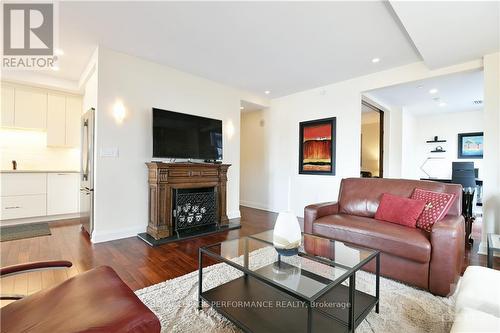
[426,140,447,143]
[430,150,447,153]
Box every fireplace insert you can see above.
[173,187,217,237]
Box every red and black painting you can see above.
[299,117,336,175]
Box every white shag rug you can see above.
[136,247,456,333]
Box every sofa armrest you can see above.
[429,214,465,296]
[304,202,338,234]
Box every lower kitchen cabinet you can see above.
[0,172,79,221]
[0,194,47,220]
[47,173,80,215]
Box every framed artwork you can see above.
[458,132,483,159]
[299,117,336,175]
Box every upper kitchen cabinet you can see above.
[65,96,82,148]
[47,94,82,147]
[14,87,47,130]
[47,93,66,146]
[1,85,15,127]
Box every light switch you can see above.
[100,147,119,158]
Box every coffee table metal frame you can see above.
[198,233,380,333]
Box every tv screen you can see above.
[152,108,223,160]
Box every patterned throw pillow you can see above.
[411,188,456,232]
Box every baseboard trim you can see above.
[0,213,80,226]
[239,200,272,211]
[92,226,146,244]
[227,210,241,219]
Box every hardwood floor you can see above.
[1,206,498,308]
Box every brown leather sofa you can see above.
[304,178,465,296]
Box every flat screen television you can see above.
[152,108,223,160]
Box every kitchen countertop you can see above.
[1,170,80,173]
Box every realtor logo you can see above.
[2,3,56,69]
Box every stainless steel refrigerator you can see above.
[80,108,95,236]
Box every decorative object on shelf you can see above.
[430,146,446,153]
[426,136,447,143]
[299,117,336,175]
[12,160,17,170]
[419,156,445,178]
[273,177,301,256]
[458,132,483,159]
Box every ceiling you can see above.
[4,1,499,98]
[389,1,500,69]
[366,69,484,116]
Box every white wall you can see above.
[401,110,484,180]
[481,52,500,252]
[92,47,266,243]
[264,60,484,218]
[240,110,270,210]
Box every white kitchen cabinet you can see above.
[47,173,79,215]
[1,173,47,196]
[0,195,46,220]
[47,94,66,146]
[1,85,15,127]
[65,96,82,148]
[46,94,82,148]
[0,173,47,220]
[14,87,47,129]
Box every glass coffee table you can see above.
[198,230,380,333]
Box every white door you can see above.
[47,173,79,215]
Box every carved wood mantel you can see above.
[146,162,230,240]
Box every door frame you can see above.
[361,101,384,178]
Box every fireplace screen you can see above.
[173,187,217,234]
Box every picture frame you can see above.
[299,117,336,175]
[458,132,483,159]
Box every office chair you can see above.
[451,161,476,245]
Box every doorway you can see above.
[361,101,384,178]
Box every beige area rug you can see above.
[136,247,456,332]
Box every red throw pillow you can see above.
[374,193,426,228]
[411,188,456,232]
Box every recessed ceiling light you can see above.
[371,58,380,63]
[240,106,244,110]
[54,49,64,56]
[264,91,271,95]
[439,102,447,107]
[429,88,438,94]
[417,85,424,89]
[51,65,60,71]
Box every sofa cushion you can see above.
[411,188,456,232]
[312,213,431,263]
[456,266,500,318]
[374,193,426,228]
[338,178,462,218]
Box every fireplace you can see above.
[139,162,240,246]
[173,187,217,236]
